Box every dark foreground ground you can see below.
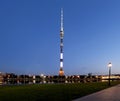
[0,81,119,101]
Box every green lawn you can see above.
[0,81,119,101]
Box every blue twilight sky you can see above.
[0,0,120,75]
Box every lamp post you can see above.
[108,62,112,86]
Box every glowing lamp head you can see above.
[108,62,112,68]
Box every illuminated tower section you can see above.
[59,8,64,76]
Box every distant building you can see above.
[0,72,3,85]
[101,74,120,81]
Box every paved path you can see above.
[73,84,120,101]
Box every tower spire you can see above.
[61,8,63,31]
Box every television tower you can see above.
[59,8,64,76]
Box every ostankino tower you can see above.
[59,8,64,76]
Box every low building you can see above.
[101,74,120,82]
[0,72,4,85]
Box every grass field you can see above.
[0,81,119,101]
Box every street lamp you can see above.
[108,62,112,86]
